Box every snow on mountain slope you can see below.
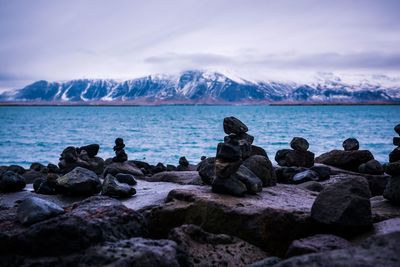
[1,70,399,103]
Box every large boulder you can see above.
[56,167,101,196]
[230,165,263,194]
[212,175,247,197]
[102,174,136,198]
[383,175,400,205]
[197,157,215,185]
[0,171,26,192]
[103,162,144,177]
[168,224,267,266]
[286,234,350,257]
[389,147,400,163]
[0,196,147,256]
[311,176,372,229]
[17,197,65,226]
[315,149,374,171]
[145,185,317,256]
[275,149,314,168]
[223,116,248,134]
[242,155,277,187]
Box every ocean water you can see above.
[0,105,399,168]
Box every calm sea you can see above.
[0,105,399,168]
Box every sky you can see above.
[0,0,400,91]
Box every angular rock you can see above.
[383,175,400,205]
[342,138,359,151]
[384,161,400,176]
[297,181,323,192]
[0,171,26,192]
[286,234,350,257]
[223,116,248,134]
[17,197,65,226]
[115,173,137,185]
[389,147,400,163]
[290,137,309,152]
[103,161,144,177]
[358,159,384,175]
[310,165,331,181]
[78,144,100,158]
[60,146,78,163]
[311,176,372,228]
[33,178,57,195]
[102,174,136,198]
[56,167,101,196]
[315,149,374,171]
[243,155,277,187]
[214,158,242,179]
[250,145,268,158]
[145,171,202,185]
[275,149,314,168]
[231,165,263,194]
[292,170,319,184]
[168,224,267,267]
[197,157,215,185]
[212,175,247,197]
[216,142,241,162]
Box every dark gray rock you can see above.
[33,178,57,195]
[17,197,65,226]
[310,165,331,181]
[275,149,314,168]
[115,173,137,185]
[102,174,136,198]
[145,171,202,185]
[243,155,277,187]
[393,137,400,146]
[384,161,400,176]
[223,116,248,134]
[56,167,101,196]
[168,224,267,267]
[22,169,45,184]
[103,161,144,177]
[214,158,242,179]
[315,149,374,171]
[358,159,384,175]
[60,146,79,163]
[47,163,60,173]
[275,167,307,184]
[292,170,319,184]
[286,234,350,257]
[248,257,281,267]
[297,181,324,192]
[250,145,268,157]
[78,144,100,158]
[216,142,241,161]
[30,162,46,172]
[290,137,309,152]
[394,123,400,135]
[311,176,372,228]
[2,165,26,175]
[343,138,360,151]
[197,157,215,185]
[178,156,189,167]
[0,171,26,192]
[383,175,400,205]
[231,165,262,194]
[389,147,400,163]
[212,176,247,197]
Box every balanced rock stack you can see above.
[208,116,276,197]
[112,138,128,162]
[383,124,400,205]
[275,137,315,168]
[58,144,104,175]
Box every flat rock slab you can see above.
[144,184,318,256]
[141,171,203,185]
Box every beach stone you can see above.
[250,145,268,157]
[47,163,60,173]
[17,197,65,226]
[223,116,248,134]
[290,137,309,152]
[56,167,101,196]
[275,149,314,168]
[384,161,400,176]
[214,158,242,179]
[115,173,137,185]
[315,149,374,171]
[60,146,79,163]
[4,165,26,175]
[292,170,319,184]
[166,164,177,171]
[146,171,202,185]
[212,175,247,197]
[0,171,26,192]
[286,234,350,257]
[311,176,372,228]
[272,232,400,267]
[242,155,276,187]
[389,147,400,163]
[394,123,400,135]
[103,161,144,177]
[0,196,146,256]
[310,165,331,180]
[78,144,100,158]
[197,157,215,185]
[150,162,168,173]
[178,156,189,167]
[30,162,46,172]
[297,181,323,192]
[22,169,45,184]
[393,137,400,146]
[231,165,263,194]
[275,166,307,184]
[224,132,255,145]
[102,174,136,198]
[358,159,384,175]
[168,224,267,267]
[383,175,400,205]
[342,138,360,151]
[33,178,57,195]
[216,142,241,161]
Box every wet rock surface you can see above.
[17,197,65,226]
[315,149,374,171]
[56,167,101,196]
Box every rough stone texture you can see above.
[214,158,242,179]
[383,175,400,205]
[342,138,360,151]
[145,171,203,185]
[0,196,146,256]
[144,185,317,256]
[0,171,26,192]
[290,137,309,152]
[273,232,400,267]
[248,257,281,267]
[242,155,277,187]
[286,234,350,257]
[168,224,267,267]
[311,176,372,228]
[358,159,384,175]
[230,165,262,194]
[371,196,400,222]
[101,174,136,198]
[17,197,64,226]
[103,161,144,177]
[197,157,215,185]
[275,149,314,168]
[56,167,101,196]
[216,142,242,162]
[389,147,400,163]
[223,116,248,134]
[78,144,100,158]
[315,150,374,171]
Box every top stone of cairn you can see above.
[223,117,248,135]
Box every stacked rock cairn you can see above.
[383,124,400,205]
[112,138,128,162]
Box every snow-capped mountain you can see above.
[1,70,399,103]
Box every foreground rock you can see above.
[286,234,350,257]
[0,196,146,256]
[383,175,400,205]
[315,149,374,171]
[56,167,101,196]
[17,197,65,226]
[0,171,26,192]
[197,157,215,185]
[273,232,400,267]
[102,174,136,198]
[168,224,267,266]
[144,185,317,256]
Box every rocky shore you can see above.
[1,118,400,267]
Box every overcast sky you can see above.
[0,0,399,90]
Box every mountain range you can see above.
[1,70,399,104]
